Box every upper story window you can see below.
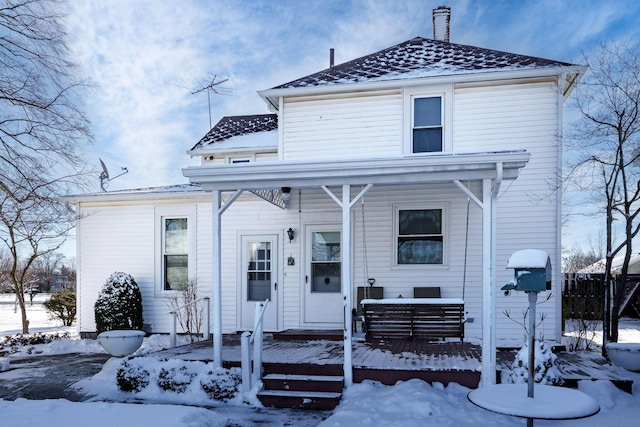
[412,96,443,153]
[395,205,447,266]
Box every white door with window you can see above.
[304,225,343,326]
[239,235,279,331]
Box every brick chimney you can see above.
[433,6,451,42]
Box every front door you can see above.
[239,234,279,331]
[304,225,343,326]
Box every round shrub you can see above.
[94,272,144,334]
[116,360,150,392]
[200,367,241,401]
[157,366,196,393]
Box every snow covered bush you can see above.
[157,366,196,393]
[0,332,70,355]
[116,360,150,392]
[502,340,563,385]
[200,367,241,401]
[94,272,144,334]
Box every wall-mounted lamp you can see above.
[287,227,295,243]
[281,187,291,204]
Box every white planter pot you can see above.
[98,330,145,357]
[606,342,640,372]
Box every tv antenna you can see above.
[99,158,128,191]
[191,74,229,129]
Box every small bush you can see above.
[116,360,150,392]
[0,332,70,355]
[200,367,241,401]
[157,366,196,393]
[43,289,77,326]
[94,272,144,334]
[503,340,563,385]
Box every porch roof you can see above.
[182,150,529,191]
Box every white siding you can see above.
[282,90,402,161]
[454,80,561,341]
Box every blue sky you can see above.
[63,0,640,254]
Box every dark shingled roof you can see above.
[191,114,277,151]
[272,36,575,89]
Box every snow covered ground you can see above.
[1,295,640,426]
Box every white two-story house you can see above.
[68,16,583,387]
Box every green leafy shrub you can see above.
[43,289,76,326]
[94,272,144,334]
[200,367,241,401]
[116,360,150,392]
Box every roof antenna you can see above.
[191,74,229,129]
[99,157,128,192]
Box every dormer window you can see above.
[412,96,443,153]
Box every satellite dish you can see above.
[99,157,128,191]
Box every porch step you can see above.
[257,389,342,410]
[272,329,343,341]
[258,363,344,410]
[262,373,344,393]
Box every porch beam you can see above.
[453,180,483,209]
[212,189,244,368]
[322,184,373,387]
[481,178,495,386]
[342,184,353,386]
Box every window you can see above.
[163,217,188,291]
[310,231,341,293]
[396,208,444,265]
[412,96,443,153]
[247,241,272,301]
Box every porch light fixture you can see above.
[287,227,295,243]
[281,187,291,204]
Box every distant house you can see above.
[66,10,583,387]
[579,253,640,275]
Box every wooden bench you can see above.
[362,298,465,342]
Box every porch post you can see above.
[212,190,223,368]
[342,184,353,386]
[481,178,497,386]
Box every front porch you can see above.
[150,332,633,393]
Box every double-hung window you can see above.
[163,217,188,291]
[412,96,443,153]
[396,207,445,265]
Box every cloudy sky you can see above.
[63,0,640,253]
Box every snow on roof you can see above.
[578,253,640,274]
[271,36,575,89]
[190,114,277,152]
[63,183,204,203]
[506,249,550,269]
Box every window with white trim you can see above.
[163,217,188,291]
[156,205,196,293]
[395,206,445,265]
[412,96,443,153]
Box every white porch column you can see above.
[211,189,244,368]
[342,184,353,386]
[322,184,372,387]
[212,190,223,368]
[481,177,497,386]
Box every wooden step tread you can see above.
[263,373,344,382]
[258,389,342,399]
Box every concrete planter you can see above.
[606,342,640,372]
[98,330,145,357]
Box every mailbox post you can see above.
[501,249,552,417]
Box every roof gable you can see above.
[272,36,575,89]
[190,114,277,151]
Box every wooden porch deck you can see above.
[150,333,633,392]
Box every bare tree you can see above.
[31,251,65,291]
[566,39,640,350]
[0,0,92,333]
